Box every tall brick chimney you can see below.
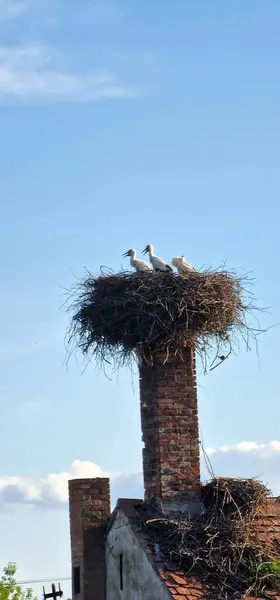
[68,478,110,600]
[139,346,201,515]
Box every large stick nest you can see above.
[66,268,261,369]
[141,478,280,599]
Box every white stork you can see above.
[122,248,152,272]
[172,256,195,274]
[142,244,173,272]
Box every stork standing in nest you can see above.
[142,244,173,272]
[122,249,152,272]
[172,256,195,274]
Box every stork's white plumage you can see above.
[122,249,152,272]
[142,244,173,272]
[172,256,195,274]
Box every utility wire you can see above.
[4,578,71,586]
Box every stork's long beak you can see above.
[122,250,130,258]
[142,246,149,255]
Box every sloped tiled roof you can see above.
[116,497,280,600]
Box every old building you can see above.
[68,348,280,599]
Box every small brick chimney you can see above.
[139,346,201,515]
[68,478,110,600]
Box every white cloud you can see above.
[204,440,280,494]
[206,440,280,457]
[0,45,134,103]
[0,441,280,511]
[0,460,107,507]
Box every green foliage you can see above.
[258,560,280,576]
[248,558,280,591]
[0,563,37,600]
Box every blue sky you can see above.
[0,0,280,596]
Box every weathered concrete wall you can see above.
[106,509,170,600]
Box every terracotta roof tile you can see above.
[171,574,190,586]
[176,587,193,595]
[159,570,168,580]
[159,568,204,599]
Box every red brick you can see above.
[68,478,110,600]
[140,346,201,510]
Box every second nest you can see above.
[69,269,250,366]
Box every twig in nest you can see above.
[65,268,266,372]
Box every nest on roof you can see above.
[142,477,280,600]
[66,268,260,370]
[202,477,269,518]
